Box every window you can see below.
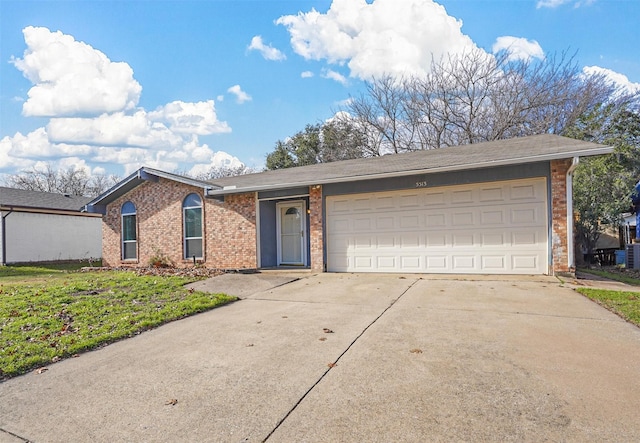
[121,201,137,260]
[183,193,203,259]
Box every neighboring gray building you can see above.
[0,187,102,265]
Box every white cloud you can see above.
[301,71,314,78]
[227,85,252,104]
[492,36,544,61]
[322,69,348,85]
[537,0,595,8]
[583,66,640,94]
[187,151,245,177]
[47,111,183,149]
[276,0,478,80]
[11,26,141,117]
[148,100,231,135]
[3,26,246,179]
[248,35,286,61]
[1,128,94,161]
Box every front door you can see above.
[277,201,306,266]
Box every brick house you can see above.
[86,134,611,276]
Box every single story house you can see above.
[86,134,612,276]
[0,187,102,265]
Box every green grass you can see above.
[576,288,640,327]
[578,267,640,286]
[0,267,235,379]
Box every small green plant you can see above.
[148,249,175,268]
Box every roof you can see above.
[86,167,213,212]
[205,134,612,196]
[86,134,613,209]
[0,186,93,212]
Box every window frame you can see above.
[121,201,137,260]
[183,193,204,260]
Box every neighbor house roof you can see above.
[0,186,93,213]
[205,134,612,196]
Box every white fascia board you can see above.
[205,147,614,197]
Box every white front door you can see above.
[277,201,306,266]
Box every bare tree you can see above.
[346,49,619,153]
[3,164,120,197]
[191,165,258,180]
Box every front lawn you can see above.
[576,287,640,327]
[0,266,235,379]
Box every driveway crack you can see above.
[0,427,32,443]
[261,278,420,442]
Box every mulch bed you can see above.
[80,266,226,278]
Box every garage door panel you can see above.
[327,178,548,274]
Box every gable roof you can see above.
[0,186,93,212]
[85,167,213,213]
[205,134,611,196]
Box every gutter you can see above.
[1,208,13,266]
[206,147,613,197]
[566,157,580,270]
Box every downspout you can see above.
[1,208,14,266]
[566,157,580,271]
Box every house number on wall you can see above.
[415,181,428,188]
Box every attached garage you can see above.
[327,178,548,274]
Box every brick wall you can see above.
[309,185,324,272]
[206,193,257,269]
[550,159,573,275]
[102,178,257,269]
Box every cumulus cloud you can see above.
[11,26,141,117]
[492,36,544,61]
[248,35,286,61]
[148,100,231,135]
[187,151,245,177]
[322,69,348,85]
[301,71,314,78]
[583,66,640,94]
[227,85,252,104]
[276,0,477,79]
[2,26,244,178]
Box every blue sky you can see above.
[1,0,639,180]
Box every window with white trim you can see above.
[183,193,203,259]
[121,201,137,260]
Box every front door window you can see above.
[277,202,306,265]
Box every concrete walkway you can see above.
[1,273,639,442]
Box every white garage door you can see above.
[326,178,548,274]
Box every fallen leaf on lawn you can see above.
[323,328,334,333]
[51,356,61,363]
[327,362,337,368]
[35,367,48,374]
[319,337,327,341]
[72,354,80,358]
[410,348,423,354]
[165,399,178,406]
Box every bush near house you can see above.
[0,265,235,380]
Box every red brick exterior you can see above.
[550,159,573,275]
[309,185,324,272]
[102,178,256,269]
[206,193,257,269]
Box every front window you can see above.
[121,201,137,260]
[183,193,203,259]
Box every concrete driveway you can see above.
[1,273,639,442]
